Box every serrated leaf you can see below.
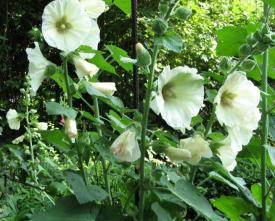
[45,102,77,119]
[155,31,183,53]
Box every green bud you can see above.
[70,83,79,95]
[136,43,152,67]
[175,7,192,21]
[152,18,168,36]
[239,44,251,56]
[261,24,269,35]
[246,34,257,45]
[256,42,269,52]
[253,30,262,41]
[240,59,256,72]
[263,33,273,44]
[159,2,169,16]
[219,57,232,73]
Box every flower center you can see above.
[162,83,176,101]
[113,142,127,155]
[55,16,72,33]
[221,90,236,106]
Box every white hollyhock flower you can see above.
[214,71,261,131]
[73,56,99,79]
[217,135,242,171]
[6,109,21,130]
[151,66,204,132]
[42,0,91,53]
[110,129,141,162]
[26,42,53,96]
[79,0,106,19]
[178,134,212,165]
[90,82,117,96]
[165,147,191,163]
[35,122,48,131]
[64,118,78,142]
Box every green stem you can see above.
[204,107,216,138]
[139,44,159,221]
[93,97,112,205]
[261,3,269,221]
[228,54,250,74]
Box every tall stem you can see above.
[139,44,159,221]
[93,97,112,205]
[261,3,269,221]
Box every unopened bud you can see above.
[64,118,77,142]
[239,44,251,56]
[246,34,257,45]
[253,30,262,41]
[175,7,192,21]
[240,59,256,72]
[152,18,168,36]
[159,2,169,16]
[219,57,232,73]
[136,43,152,67]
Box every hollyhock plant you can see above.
[110,129,141,162]
[42,0,91,52]
[79,0,106,19]
[6,109,21,130]
[150,66,204,132]
[26,42,53,96]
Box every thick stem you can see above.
[139,45,159,221]
[93,97,112,205]
[261,3,269,221]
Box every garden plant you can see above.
[0,0,275,220]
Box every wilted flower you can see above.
[151,66,204,132]
[178,135,212,165]
[79,0,106,19]
[42,0,91,53]
[90,82,117,96]
[35,122,48,131]
[214,71,261,144]
[110,129,141,162]
[26,42,53,96]
[64,118,78,141]
[73,56,99,79]
[6,109,21,130]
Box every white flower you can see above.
[90,82,117,96]
[151,66,204,132]
[214,71,261,136]
[73,56,99,79]
[42,0,91,53]
[217,135,242,171]
[64,118,78,141]
[12,135,25,144]
[6,109,21,130]
[79,0,106,19]
[35,122,48,131]
[79,20,100,59]
[110,129,141,162]
[26,42,53,96]
[178,134,212,165]
[165,147,191,162]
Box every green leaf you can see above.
[45,102,77,119]
[169,179,227,221]
[269,114,275,141]
[153,190,186,208]
[89,53,116,75]
[41,130,72,152]
[212,196,258,221]
[216,23,260,56]
[96,205,131,221]
[151,202,173,221]
[266,145,275,167]
[106,45,133,72]
[266,0,275,7]
[31,196,99,221]
[65,170,108,204]
[107,110,132,133]
[155,31,183,53]
[209,171,238,190]
[114,0,131,16]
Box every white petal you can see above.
[36,122,48,131]
[6,109,21,130]
[79,0,106,19]
[90,82,117,96]
[73,56,99,78]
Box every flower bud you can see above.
[159,2,169,16]
[239,44,251,56]
[175,7,192,21]
[136,43,152,67]
[240,59,256,72]
[261,24,269,35]
[90,82,117,96]
[219,57,232,73]
[35,122,48,131]
[253,30,262,41]
[152,18,168,36]
[73,56,99,79]
[263,33,274,44]
[246,34,257,45]
[64,118,78,141]
[256,42,269,52]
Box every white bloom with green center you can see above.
[6,109,21,130]
[79,0,106,19]
[214,71,261,136]
[73,56,99,79]
[26,42,53,96]
[110,129,141,162]
[42,0,91,53]
[217,135,242,171]
[179,134,212,165]
[151,66,204,132]
[90,82,117,96]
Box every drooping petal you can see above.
[90,82,117,96]
[6,109,21,130]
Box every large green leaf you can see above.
[96,205,132,221]
[216,23,260,56]
[45,102,77,119]
[89,53,116,75]
[212,196,258,221]
[31,196,99,221]
[155,31,183,53]
[65,170,108,204]
[41,130,72,152]
[168,179,227,221]
[267,0,275,7]
[151,202,173,221]
[114,0,131,16]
